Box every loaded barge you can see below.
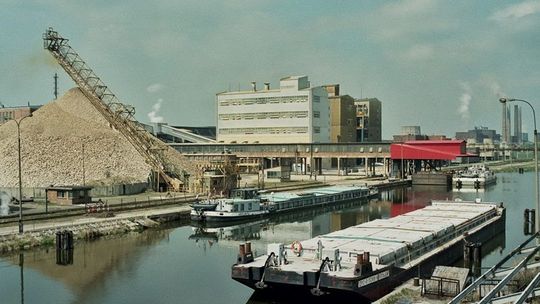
[453,164,497,189]
[191,185,377,222]
[231,200,505,301]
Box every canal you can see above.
[0,172,533,303]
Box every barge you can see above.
[453,164,497,189]
[190,185,377,222]
[231,200,505,301]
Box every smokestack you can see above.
[519,106,523,144]
[514,105,519,144]
[264,82,270,90]
[251,81,257,92]
[506,107,511,143]
[501,103,507,143]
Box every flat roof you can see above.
[46,186,93,191]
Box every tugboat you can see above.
[190,188,268,222]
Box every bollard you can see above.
[472,243,482,277]
[239,243,246,256]
[531,209,536,234]
[463,242,473,268]
[363,251,370,263]
[524,209,531,235]
[245,242,252,254]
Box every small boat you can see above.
[189,200,219,212]
[453,164,496,189]
[190,185,378,222]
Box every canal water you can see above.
[0,172,533,304]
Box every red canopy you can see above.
[390,140,474,160]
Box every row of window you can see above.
[219,127,309,135]
[219,95,308,106]
[0,111,14,122]
[219,111,309,120]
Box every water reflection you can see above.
[0,173,534,304]
[1,229,173,304]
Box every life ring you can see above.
[291,240,303,256]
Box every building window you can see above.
[313,111,320,118]
[313,96,320,103]
[219,95,308,106]
[314,127,321,133]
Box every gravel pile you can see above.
[0,88,153,187]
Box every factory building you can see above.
[323,84,356,143]
[354,98,382,142]
[216,76,330,144]
[0,103,41,125]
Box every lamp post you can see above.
[14,113,32,234]
[499,98,539,238]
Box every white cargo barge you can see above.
[232,200,505,301]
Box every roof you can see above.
[46,186,93,191]
[403,140,465,144]
[390,140,473,160]
[280,75,307,80]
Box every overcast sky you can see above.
[2,0,540,139]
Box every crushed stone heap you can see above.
[0,88,153,188]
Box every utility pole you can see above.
[54,73,58,99]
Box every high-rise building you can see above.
[216,76,330,143]
[323,84,356,143]
[354,98,382,142]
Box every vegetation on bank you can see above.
[0,219,143,255]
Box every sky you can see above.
[2,0,540,139]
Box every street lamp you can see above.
[499,97,539,238]
[14,113,32,234]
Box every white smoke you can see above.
[146,83,164,93]
[458,82,472,120]
[147,98,164,123]
[489,81,506,98]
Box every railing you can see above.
[421,276,461,297]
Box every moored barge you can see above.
[191,185,377,222]
[231,200,505,301]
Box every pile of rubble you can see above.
[0,88,152,188]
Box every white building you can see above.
[216,76,330,144]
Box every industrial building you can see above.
[354,98,382,142]
[323,84,356,143]
[455,126,499,144]
[216,76,330,144]
[0,103,41,125]
[393,126,448,142]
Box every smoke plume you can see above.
[147,98,164,123]
[458,82,472,120]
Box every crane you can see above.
[43,27,195,192]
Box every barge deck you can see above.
[231,200,505,301]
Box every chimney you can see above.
[251,81,257,92]
[264,82,270,90]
